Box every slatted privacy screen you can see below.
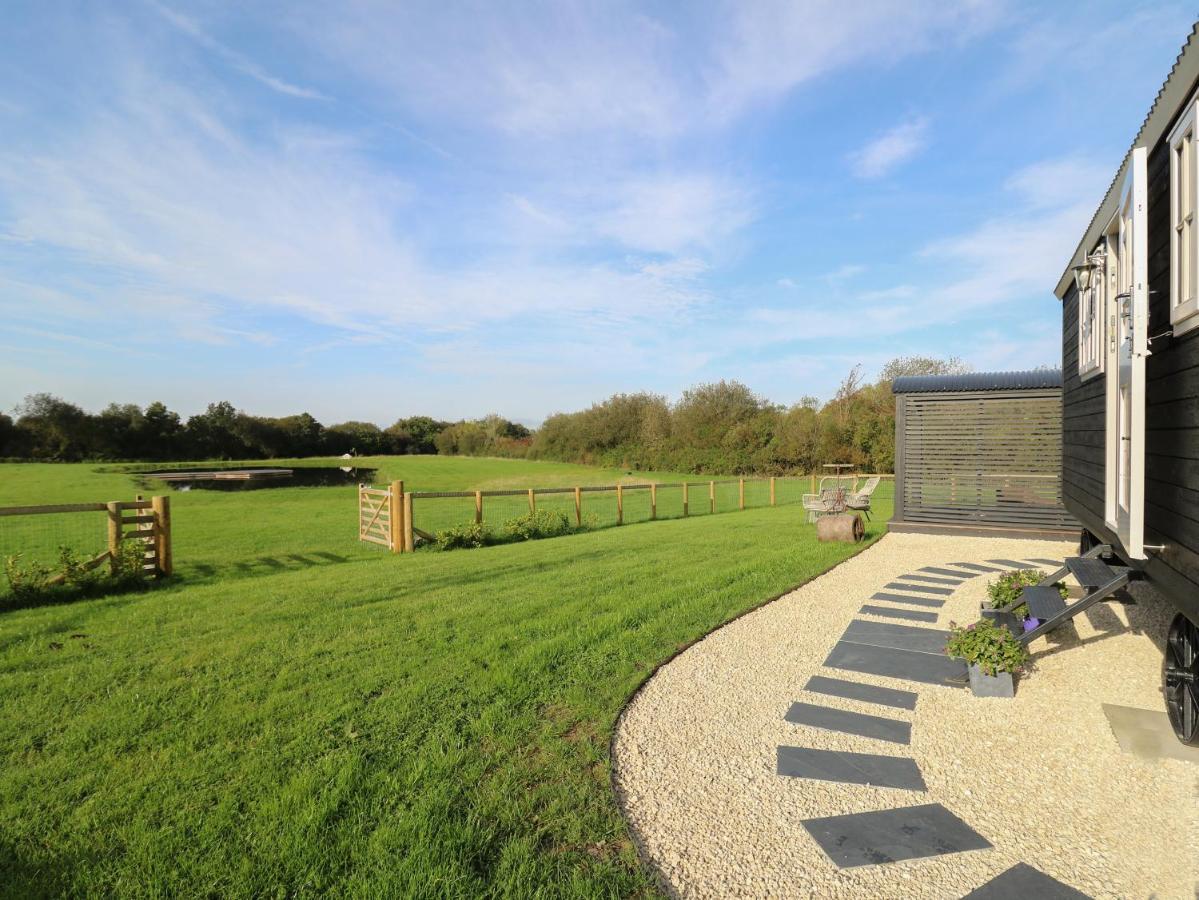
[896,388,1074,530]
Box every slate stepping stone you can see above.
[884,582,954,596]
[803,674,917,710]
[1025,558,1065,567]
[988,558,1038,569]
[777,746,926,791]
[871,592,944,608]
[860,604,938,623]
[841,619,950,655]
[962,863,1090,899]
[922,565,981,578]
[801,802,991,868]
[946,563,997,573]
[784,701,911,744]
[899,573,963,586]
[825,641,966,686]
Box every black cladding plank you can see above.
[841,619,951,656]
[962,863,1091,899]
[824,642,967,686]
[784,701,911,744]
[871,592,945,609]
[860,604,939,624]
[924,565,983,577]
[803,675,918,710]
[800,803,991,868]
[883,582,955,596]
[777,746,926,791]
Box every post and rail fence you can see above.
[359,474,894,553]
[0,496,173,583]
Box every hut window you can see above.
[1169,101,1199,333]
[1078,240,1106,379]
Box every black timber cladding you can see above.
[1060,108,1199,623]
[892,373,1075,533]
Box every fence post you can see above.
[106,501,120,574]
[151,495,172,576]
[770,477,776,506]
[709,480,715,514]
[739,478,745,510]
[390,480,404,554]
[528,488,536,514]
[682,482,689,516]
[403,493,415,552]
[810,473,817,493]
[650,483,657,520]
[475,490,483,525]
[616,484,623,525]
[574,487,582,526]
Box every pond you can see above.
[138,466,378,491]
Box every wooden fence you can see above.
[0,496,173,580]
[359,475,893,553]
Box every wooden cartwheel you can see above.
[816,512,864,543]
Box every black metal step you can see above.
[1022,585,1067,619]
[1065,556,1123,589]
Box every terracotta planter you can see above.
[967,663,1015,698]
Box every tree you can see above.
[15,394,91,459]
[185,401,249,459]
[877,355,971,383]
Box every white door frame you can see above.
[1105,146,1148,559]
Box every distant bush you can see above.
[502,510,573,542]
[433,522,493,551]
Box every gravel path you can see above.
[612,532,1199,899]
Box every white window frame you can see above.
[1168,97,1199,334]
[1077,238,1106,380]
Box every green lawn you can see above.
[0,458,892,897]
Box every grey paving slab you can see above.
[899,573,963,586]
[1102,703,1199,764]
[962,863,1090,899]
[872,594,944,608]
[947,563,999,573]
[860,604,939,623]
[871,592,945,608]
[842,619,951,655]
[777,746,926,790]
[923,565,982,577]
[884,581,955,596]
[801,802,991,868]
[803,674,918,710]
[825,641,967,686]
[988,558,1038,569]
[784,701,911,744]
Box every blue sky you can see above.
[1,1,1195,426]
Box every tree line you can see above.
[1,357,965,471]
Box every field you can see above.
[0,457,892,897]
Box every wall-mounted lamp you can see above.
[1071,249,1106,294]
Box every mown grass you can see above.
[0,458,891,897]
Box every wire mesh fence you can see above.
[358,474,893,550]
[0,509,110,571]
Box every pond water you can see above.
[139,466,378,491]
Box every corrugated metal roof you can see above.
[891,369,1062,395]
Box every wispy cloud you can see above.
[147,0,326,100]
[849,117,930,179]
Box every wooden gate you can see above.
[358,481,408,553]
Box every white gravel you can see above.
[612,532,1199,899]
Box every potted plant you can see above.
[981,569,1068,633]
[945,618,1030,698]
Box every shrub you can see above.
[945,618,1030,677]
[502,509,572,542]
[433,522,493,551]
[4,554,54,601]
[3,540,152,606]
[985,568,1067,618]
